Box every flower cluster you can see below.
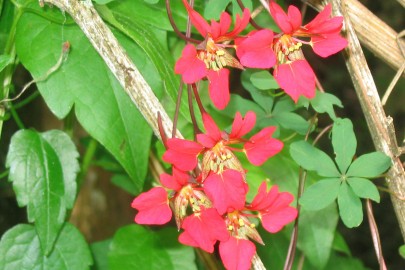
[132,111,297,269]
[132,1,347,269]
[176,0,347,106]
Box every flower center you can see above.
[197,38,228,71]
[274,35,303,64]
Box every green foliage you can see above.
[109,225,197,270]
[6,129,79,254]
[0,54,12,72]
[0,223,93,270]
[292,118,391,228]
[249,70,279,90]
[15,8,154,191]
[310,91,343,120]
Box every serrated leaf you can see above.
[0,54,13,72]
[338,182,363,228]
[109,225,197,270]
[290,141,340,177]
[275,112,309,135]
[347,177,380,202]
[346,151,391,178]
[204,0,230,20]
[311,91,343,120]
[250,70,279,90]
[42,130,79,209]
[299,178,341,210]
[6,130,66,254]
[0,223,93,270]
[332,118,357,174]
[16,11,153,192]
[298,205,339,269]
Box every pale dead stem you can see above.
[38,0,266,269]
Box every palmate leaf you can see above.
[0,223,92,270]
[347,177,380,202]
[338,182,363,228]
[299,178,341,211]
[15,7,155,191]
[346,151,391,178]
[6,130,79,254]
[332,118,357,174]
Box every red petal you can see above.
[163,138,203,171]
[221,8,251,40]
[202,113,222,141]
[230,111,256,139]
[244,127,283,166]
[287,5,302,31]
[273,60,316,102]
[236,29,276,69]
[249,182,277,210]
[211,12,232,40]
[131,187,172,225]
[219,237,256,270]
[270,2,297,34]
[160,168,189,191]
[179,208,229,252]
[207,69,230,109]
[304,4,332,31]
[261,205,298,233]
[203,170,248,214]
[312,35,348,57]
[175,44,207,84]
[182,0,210,37]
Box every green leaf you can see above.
[0,223,93,270]
[347,151,391,178]
[109,225,197,270]
[338,181,363,228]
[6,130,66,254]
[275,112,309,135]
[311,91,343,120]
[0,54,12,72]
[111,174,138,195]
[299,178,341,210]
[324,253,368,270]
[250,70,279,90]
[298,204,339,269]
[290,140,340,177]
[98,5,190,123]
[16,11,153,192]
[399,244,405,259]
[241,69,274,112]
[42,130,79,209]
[347,177,380,202]
[144,0,159,4]
[93,0,116,4]
[332,118,357,173]
[332,232,351,256]
[91,239,112,270]
[220,94,265,117]
[204,0,230,20]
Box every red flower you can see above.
[175,0,250,109]
[131,187,172,225]
[219,237,256,270]
[203,169,248,214]
[248,182,298,233]
[269,2,347,101]
[178,207,229,253]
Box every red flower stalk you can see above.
[175,0,250,109]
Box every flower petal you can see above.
[182,0,210,37]
[269,2,300,34]
[230,111,256,139]
[207,69,230,109]
[221,8,251,40]
[244,127,283,166]
[175,44,208,84]
[261,203,298,233]
[179,208,229,252]
[273,60,316,102]
[311,35,348,57]
[160,167,189,191]
[163,138,204,171]
[236,29,276,69]
[131,187,172,225]
[219,237,256,270]
[203,170,248,214]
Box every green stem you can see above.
[63,109,75,138]
[0,8,23,140]
[9,103,24,129]
[13,91,40,109]
[77,138,98,188]
[0,170,9,180]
